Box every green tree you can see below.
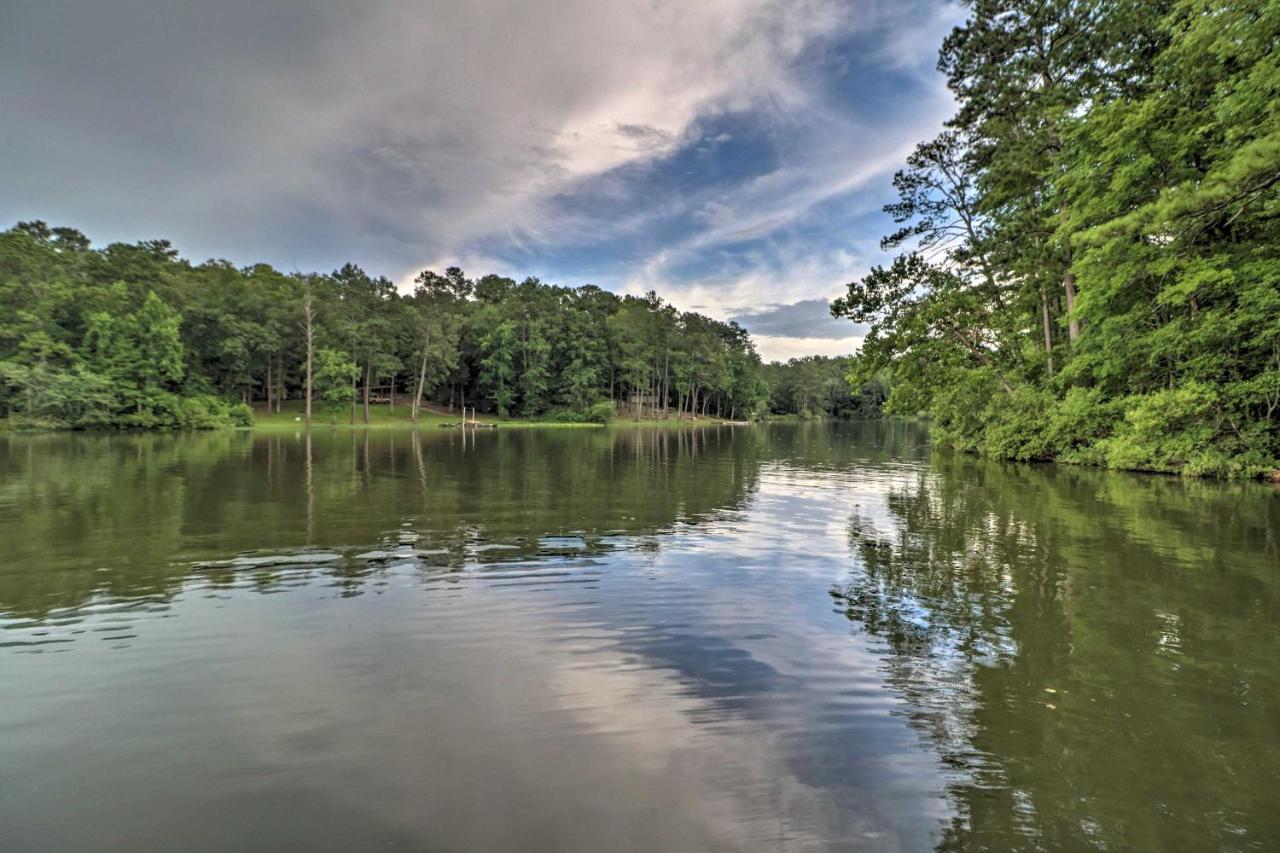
[833,0,1278,477]
[312,348,359,407]
[478,318,518,417]
[85,289,185,420]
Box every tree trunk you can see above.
[303,284,314,425]
[412,348,428,423]
[1040,288,1055,376]
[266,361,273,412]
[1064,272,1080,343]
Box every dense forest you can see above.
[833,0,1279,478]
[0,221,780,427]
[761,356,889,419]
[1,222,877,428]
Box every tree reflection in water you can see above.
[834,454,1280,850]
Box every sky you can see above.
[1,0,962,361]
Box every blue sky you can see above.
[1,0,962,360]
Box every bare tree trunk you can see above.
[1040,288,1055,376]
[1064,272,1080,343]
[266,361,273,413]
[412,349,428,423]
[303,281,315,425]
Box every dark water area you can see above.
[1,422,1277,851]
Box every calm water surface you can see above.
[1,422,1277,851]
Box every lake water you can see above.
[1,422,1277,851]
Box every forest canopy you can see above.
[832,0,1280,478]
[0,221,859,429]
[762,356,888,420]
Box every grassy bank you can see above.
[1,401,747,432]
[251,400,596,429]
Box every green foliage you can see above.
[1096,383,1273,478]
[0,221,770,430]
[761,356,886,419]
[478,319,518,417]
[0,361,116,427]
[1045,388,1121,465]
[544,401,616,424]
[831,0,1280,478]
[169,395,254,429]
[312,348,359,406]
[586,400,616,424]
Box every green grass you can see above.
[251,400,602,429]
[3,401,751,432]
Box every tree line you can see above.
[833,0,1279,477]
[0,221,788,428]
[761,356,888,419]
